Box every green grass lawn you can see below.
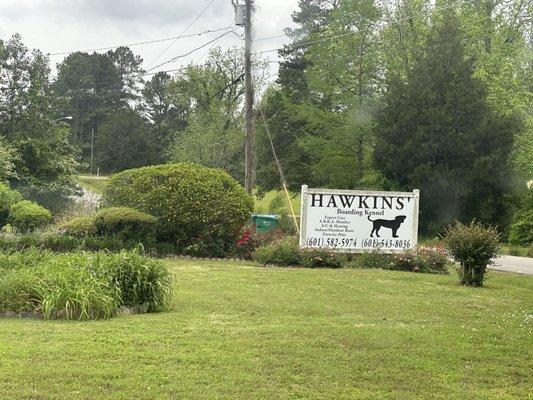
[254,189,301,215]
[1,259,531,399]
[77,174,109,194]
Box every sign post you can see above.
[300,186,420,253]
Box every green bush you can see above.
[104,163,254,252]
[94,207,157,243]
[444,221,500,287]
[59,216,97,237]
[0,183,23,229]
[390,249,449,274]
[252,237,301,266]
[300,248,344,268]
[8,200,52,233]
[0,249,172,319]
[350,251,393,269]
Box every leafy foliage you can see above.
[444,220,501,287]
[300,248,344,268]
[8,200,52,233]
[374,12,520,234]
[103,163,254,250]
[252,237,301,266]
[94,109,158,173]
[94,207,157,243]
[0,183,23,228]
[58,216,97,237]
[508,190,533,246]
[0,35,78,209]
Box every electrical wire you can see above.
[144,0,219,69]
[47,26,233,56]
[145,29,236,72]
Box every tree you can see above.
[94,109,158,173]
[54,50,132,165]
[0,35,78,209]
[373,12,521,234]
[165,47,248,181]
[140,71,187,159]
[0,139,14,181]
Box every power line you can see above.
[144,0,219,69]
[255,33,287,42]
[145,29,236,72]
[47,26,233,56]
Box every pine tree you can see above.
[374,11,521,234]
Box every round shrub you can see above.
[8,200,52,233]
[444,220,500,287]
[94,207,158,243]
[0,183,23,229]
[59,216,97,237]
[103,163,254,250]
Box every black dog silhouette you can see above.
[368,215,407,238]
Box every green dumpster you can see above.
[252,214,279,233]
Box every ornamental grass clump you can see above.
[0,249,172,320]
[444,220,500,287]
[93,250,172,312]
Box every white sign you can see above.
[299,186,420,253]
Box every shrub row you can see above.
[60,207,158,243]
[251,238,450,273]
[0,249,172,320]
[0,234,181,256]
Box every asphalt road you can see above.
[489,255,533,275]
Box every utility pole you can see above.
[90,125,94,175]
[244,0,254,194]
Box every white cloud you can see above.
[0,0,299,78]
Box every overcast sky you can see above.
[0,0,299,78]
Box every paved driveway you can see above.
[489,255,533,275]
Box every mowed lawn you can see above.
[0,260,531,399]
[77,175,109,195]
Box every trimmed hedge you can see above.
[59,216,97,237]
[0,184,23,228]
[8,200,52,233]
[94,207,157,243]
[104,163,254,251]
